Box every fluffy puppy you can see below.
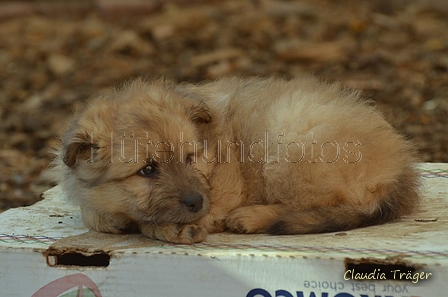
[54,77,420,244]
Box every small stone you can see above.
[423,100,438,111]
[23,94,43,109]
[47,54,75,76]
[151,24,175,41]
[110,30,155,55]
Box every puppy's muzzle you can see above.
[182,193,203,213]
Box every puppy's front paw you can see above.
[140,223,207,244]
[176,224,207,244]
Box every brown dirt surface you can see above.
[1,0,447,211]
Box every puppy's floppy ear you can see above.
[62,132,96,168]
[190,103,211,124]
[173,84,212,124]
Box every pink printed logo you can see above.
[32,273,102,297]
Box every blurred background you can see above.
[0,0,447,212]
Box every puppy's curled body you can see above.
[54,77,420,243]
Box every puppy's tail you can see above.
[266,171,420,235]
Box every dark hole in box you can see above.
[55,253,110,267]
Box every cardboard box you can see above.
[0,163,447,297]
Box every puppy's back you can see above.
[198,77,420,234]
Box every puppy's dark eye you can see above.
[138,164,158,177]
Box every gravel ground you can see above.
[0,0,447,211]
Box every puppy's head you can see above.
[56,79,213,230]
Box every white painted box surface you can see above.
[0,163,447,297]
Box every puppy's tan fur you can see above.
[54,77,420,243]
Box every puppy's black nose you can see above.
[182,193,203,213]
